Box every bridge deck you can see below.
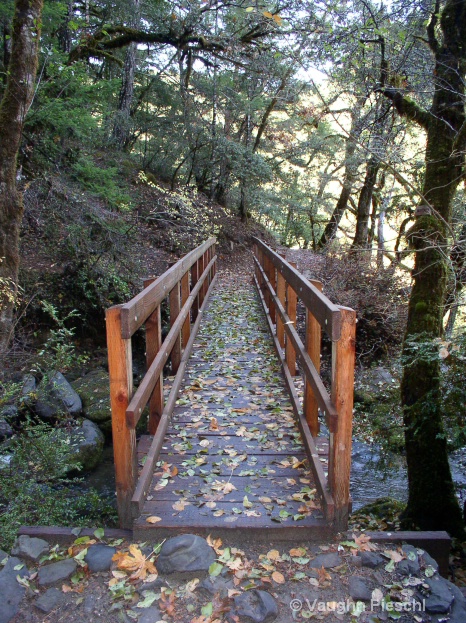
[133,273,332,539]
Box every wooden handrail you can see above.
[252,239,356,529]
[106,238,217,528]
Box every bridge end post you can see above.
[330,307,356,530]
[106,305,137,529]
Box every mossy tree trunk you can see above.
[381,0,466,537]
[0,0,43,352]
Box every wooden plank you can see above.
[286,262,297,376]
[18,526,133,545]
[106,306,137,529]
[126,257,216,427]
[305,280,323,437]
[144,278,163,436]
[253,237,341,340]
[120,237,216,338]
[353,531,451,577]
[131,273,218,516]
[266,255,276,323]
[180,272,191,348]
[169,281,181,373]
[253,274,335,521]
[329,307,356,530]
[254,257,338,431]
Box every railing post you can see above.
[106,305,137,529]
[180,271,191,349]
[304,279,323,437]
[285,262,297,375]
[169,281,181,373]
[191,260,199,321]
[329,307,356,529]
[276,254,286,348]
[198,254,205,308]
[144,278,164,435]
[266,255,276,323]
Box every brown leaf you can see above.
[113,544,157,581]
[146,516,162,524]
[272,571,285,584]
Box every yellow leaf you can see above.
[113,544,157,581]
[267,549,281,561]
[259,496,272,504]
[146,516,162,523]
[173,500,189,511]
[290,547,307,557]
[263,11,273,18]
[272,14,282,25]
[245,6,254,11]
[243,496,253,508]
[272,571,285,584]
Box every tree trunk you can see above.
[352,157,381,249]
[0,0,43,352]
[112,0,139,148]
[394,0,466,537]
[444,221,466,336]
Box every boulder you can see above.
[21,374,37,408]
[156,535,216,575]
[358,551,384,569]
[35,588,65,613]
[84,544,116,573]
[67,419,104,471]
[311,553,342,569]
[11,535,49,562]
[35,371,82,420]
[0,418,13,440]
[230,590,278,623]
[348,576,373,601]
[0,556,29,623]
[38,559,77,586]
[71,369,112,434]
[423,577,454,613]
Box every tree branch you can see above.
[426,0,440,54]
[376,86,431,130]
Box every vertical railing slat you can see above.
[169,281,181,373]
[144,277,164,436]
[285,262,297,375]
[304,279,323,437]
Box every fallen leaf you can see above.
[146,516,162,524]
[272,571,285,584]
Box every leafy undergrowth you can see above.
[9,531,456,623]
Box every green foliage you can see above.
[72,156,131,210]
[0,418,117,550]
[34,302,88,373]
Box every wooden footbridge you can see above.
[106,238,356,539]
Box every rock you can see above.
[156,535,216,575]
[21,374,37,407]
[423,577,454,613]
[0,549,8,563]
[397,558,420,576]
[35,588,64,613]
[83,594,97,613]
[38,559,77,586]
[0,418,13,440]
[137,606,163,623]
[72,369,112,434]
[311,553,342,569]
[67,419,104,471]
[0,556,29,623]
[445,582,466,623]
[11,535,49,561]
[419,550,439,572]
[230,590,278,623]
[348,576,373,601]
[84,544,116,572]
[358,551,384,569]
[35,371,82,420]
[198,575,234,598]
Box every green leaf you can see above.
[201,602,213,617]
[245,6,254,12]
[209,562,223,577]
[94,527,105,540]
[385,559,395,573]
[136,592,158,608]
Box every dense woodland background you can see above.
[0,0,465,543]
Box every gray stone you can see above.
[137,606,163,623]
[311,553,342,569]
[72,369,112,434]
[358,551,384,569]
[38,559,77,586]
[35,588,64,613]
[397,558,420,576]
[423,577,454,613]
[230,590,278,623]
[83,593,97,613]
[67,418,105,471]
[348,576,373,602]
[12,535,49,561]
[0,549,8,564]
[0,556,29,623]
[84,544,116,572]
[445,582,466,623]
[420,550,439,572]
[36,371,82,419]
[156,535,216,575]
[198,575,234,598]
[1,405,18,421]
[0,418,13,440]
[21,374,37,407]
